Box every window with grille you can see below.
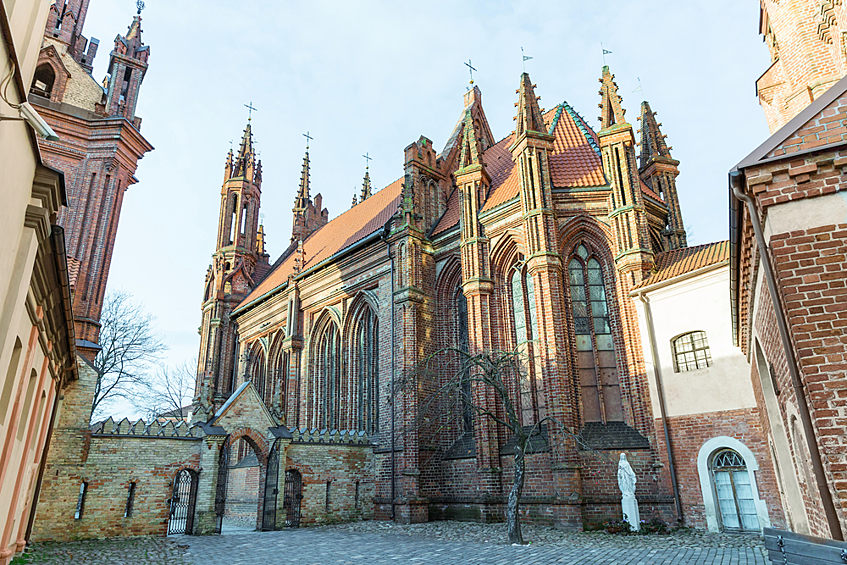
[672,331,712,372]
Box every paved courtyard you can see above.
[21,521,768,565]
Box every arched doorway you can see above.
[710,449,760,532]
[167,469,198,535]
[214,434,267,534]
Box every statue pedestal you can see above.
[622,494,640,531]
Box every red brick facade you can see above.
[731,74,847,539]
[196,69,695,530]
[29,1,152,354]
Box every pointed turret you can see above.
[256,224,266,256]
[636,101,686,250]
[458,109,483,170]
[637,101,671,165]
[290,145,328,243]
[104,8,150,122]
[598,66,626,131]
[294,147,310,210]
[515,73,547,138]
[360,168,372,202]
[351,192,358,207]
[232,122,256,178]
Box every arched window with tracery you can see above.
[313,319,341,429]
[248,342,267,403]
[567,243,622,423]
[509,264,544,425]
[351,304,379,433]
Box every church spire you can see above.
[360,168,372,202]
[515,72,546,137]
[295,147,310,208]
[637,100,671,167]
[598,65,626,131]
[232,121,255,178]
[458,109,482,170]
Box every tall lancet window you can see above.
[313,320,341,429]
[352,305,379,433]
[456,286,473,433]
[568,244,623,423]
[510,264,544,425]
[248,343,267,403]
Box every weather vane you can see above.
[464,59,477,85]
[303,131,313,149]
[136,0,145,14]
[362,152,372,170]
[601,43,612,65]
[244,101,257,121]
[521,47,532,72]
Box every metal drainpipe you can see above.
[730,171,843,540]
[385,229,396,521]
[637,292,683,523]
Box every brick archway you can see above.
[220,428,270,531]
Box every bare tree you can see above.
[398,348,615,545]
[91,290,167,421]
[134,359,196,421]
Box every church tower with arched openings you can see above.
[194,120,268,419]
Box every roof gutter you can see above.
[629,260,729,297]
[729,170,843,540]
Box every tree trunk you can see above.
[506,438,527,544]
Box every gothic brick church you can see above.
[193,68,689,527]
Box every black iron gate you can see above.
[167,469,198,535]
[261,439,280,531]
[213,437,230,535]
[283,469,302,527]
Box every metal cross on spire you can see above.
[244,102,258,121]
[362,152,372,170]
[136,0,145,14]
[521,47,533,72]
[303,131,313,149]
[464,59,477,85]
[601,43,612,65]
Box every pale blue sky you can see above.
[80,1,771,416]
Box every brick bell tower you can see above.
[194,120,266,420]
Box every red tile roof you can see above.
[632,241,729,290]
[640,180,662,202]
[237,180,403,309]
[432,103,606,235]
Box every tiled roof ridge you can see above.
[561,101,602,158]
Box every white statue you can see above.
[618,453,640,531]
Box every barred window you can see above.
[672,331,713,372]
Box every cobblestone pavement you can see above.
[22,521,768,564]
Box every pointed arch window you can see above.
[313,320,341,429]
[456,286,473,433]
[352,305,379,433]
[509,264,544,425]
[568,244,622,423]
[248,343,267,403]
